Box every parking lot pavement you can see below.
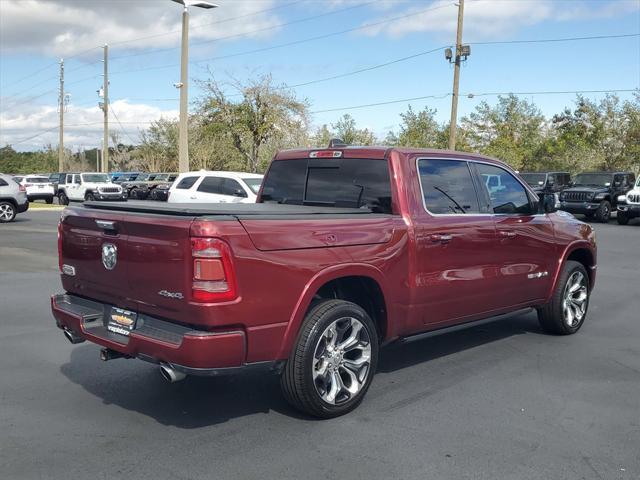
[1,209,639,480]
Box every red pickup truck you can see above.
[52,147,597,418]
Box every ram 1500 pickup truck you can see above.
[52,147,597,418]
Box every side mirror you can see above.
[538,193,557,213]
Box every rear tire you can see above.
[281,299,379,418]
[595,200,611,223]
[45,197,53,204]
[537,260,590,335]
[0,201,17,223]
[58,192,69,205]
[616,212,629,225]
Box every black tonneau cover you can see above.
[81,201,375,217]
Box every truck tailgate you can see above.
[60,207,195,314]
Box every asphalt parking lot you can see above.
[1,210,639,480]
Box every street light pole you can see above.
[172,0,218,173]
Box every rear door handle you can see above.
[430,233,454,243]
[499,230,517,238]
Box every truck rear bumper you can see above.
[51,293,251,372]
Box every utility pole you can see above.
[178,6,190,173]
[58,59,64,172]
[448,0,465,151]
[102,44,109,173]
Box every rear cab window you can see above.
[260,158,392,213]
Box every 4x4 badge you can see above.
[102,243,117,270]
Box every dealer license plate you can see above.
[107,307,137,336]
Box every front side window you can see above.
[477,164,532,215]
[197,176,224,194]
[418,159,480,214]
[176,176,199,190]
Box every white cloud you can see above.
[0,0,283,57]
[0,99,177,150]
[360,0,639,40]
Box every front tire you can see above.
[85,192,95,202]
[281,300,379,418]
[595,200,611,223]
[537,260,590,335]
[616,212,629,225]
[0,201,17,223]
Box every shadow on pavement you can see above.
[60,310,543,427]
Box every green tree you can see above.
[462,94,546,170]
[198,74,309,173]
[331,114,377,145]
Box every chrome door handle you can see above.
[499,230,516,238]
[430,233,453,243]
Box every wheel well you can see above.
[0,197,17,208]
[567,248,595,286]
[314,276,387,340]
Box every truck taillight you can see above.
[190,238,237,302]
[57,220,63,272]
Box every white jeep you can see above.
[57,173,127,205]
[616,176,640,225]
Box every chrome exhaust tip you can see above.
[63,329,84,344]
[159,363,186,383]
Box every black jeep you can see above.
[559,171,636,222]
[520,172,571,194]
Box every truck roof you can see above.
[274,146,505,165]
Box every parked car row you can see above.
[519,170,637,224]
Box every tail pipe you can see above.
[159,363,187,383]
[63,328,85,344]
[100,348,126,362]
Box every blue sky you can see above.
[1,0,639,151]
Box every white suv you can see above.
[0,173,29,222]
[14,175,55,204]
[57,173,127,205]
[617,176,640,225]
[168,171,263,204]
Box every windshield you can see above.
[153,174,169,181]
[574,173,613,187]
[520,173,547,186]
[135,173,149,181]
[82,174,110,183]
[242,177,263,194]
[26,177,50,183]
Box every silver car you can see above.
[0,173,29,222]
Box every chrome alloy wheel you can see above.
[312,317,372,405]
[0,203,15,221]
[563,271,588,327]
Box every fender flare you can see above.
[545,240,596,302]
[275,263,390,360]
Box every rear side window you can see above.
[477,164,532,215]
[176,176,199,190]
[260,158,392,213]
[221,178,246,197]
[0,178,8,187]
[418,159,480,214]
[197,176,224,194]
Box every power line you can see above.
[110,1,380,62]
[470,32,640,46]
[110,2,455,75]
[110,107,139,145]
[108,0,306,49]
[311,88,638,114]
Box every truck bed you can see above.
[82,201,379,218]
